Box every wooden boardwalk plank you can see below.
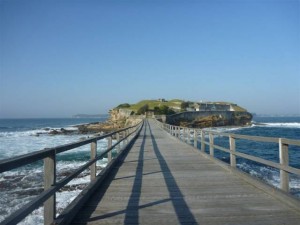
[70,119,300,225]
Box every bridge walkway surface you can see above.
[70,119,300,225]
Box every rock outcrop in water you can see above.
[76,109,143,134]
[166,111,253,128]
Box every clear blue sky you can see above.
[0,0,299,118]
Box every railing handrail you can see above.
[205,130,300,145]
[0,120,144,225]
[154,119,300,194]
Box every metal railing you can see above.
[155,120,300,193]
[0,120,144,225]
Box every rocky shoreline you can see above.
[46,116,142,136]
[44,122,119,136]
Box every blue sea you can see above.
[201,116,300,197]
[0,116,299,224]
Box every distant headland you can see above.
[72,114,108,118]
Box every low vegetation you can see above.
[115,99,247,115]
[127,99,183,113]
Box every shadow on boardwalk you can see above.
[147,120,198,225]
[81,120,198,224]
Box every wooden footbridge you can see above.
[1,119,300,225]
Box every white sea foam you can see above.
[260,122,300,128]
[0,126,79,138]
[237,162,300,192]
[203,125,252,133]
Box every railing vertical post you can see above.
[123,131,126,145]
[177,126,179,138]
[44,152,56,225]
[279,138,289,192]
[201,130,205,152]
[183,128,186,142]
[116,133,120,153]
[187,128,190,144]
[194,129,198,148]
[90,141,97,181]
[180,128,183,140]
[107,136,112,162]
[126,129,129,142]
[209,133,214,157]
[229,136,236,167]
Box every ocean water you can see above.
[0,117,300,224]
[200,116,300,197]
[0,117,112,224]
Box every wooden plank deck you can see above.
[70,119,300,225]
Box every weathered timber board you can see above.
[70,119,300,225]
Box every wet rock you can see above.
[49,129,60,135]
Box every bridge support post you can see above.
[209,133,214,157]
[201,130,205,152]
[122,131,126,145]
[44,152,56,225]
[186,128,188,143]
[229,136,236,167]
[108,136,112,162]
[90,141,97,181]
[116,133,120,153]
[180,128,183,141]
[194,129,198,148]
[279,139,289,192]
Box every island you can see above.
[78,99,252,133]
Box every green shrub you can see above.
[116,103,131,108]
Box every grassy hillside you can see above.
[115,99,247,113]
[126,99,183,112]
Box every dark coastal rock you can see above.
[175,112,252,128]
[77,122,118,134]
[49,129,60,135]
[48,128,77,135]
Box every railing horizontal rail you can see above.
[0,120,143,225]
[281,138,300,146]
[233,151,300,176]
[212,143,300,176]
[207,130,280,143]
[212,144,231,153]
